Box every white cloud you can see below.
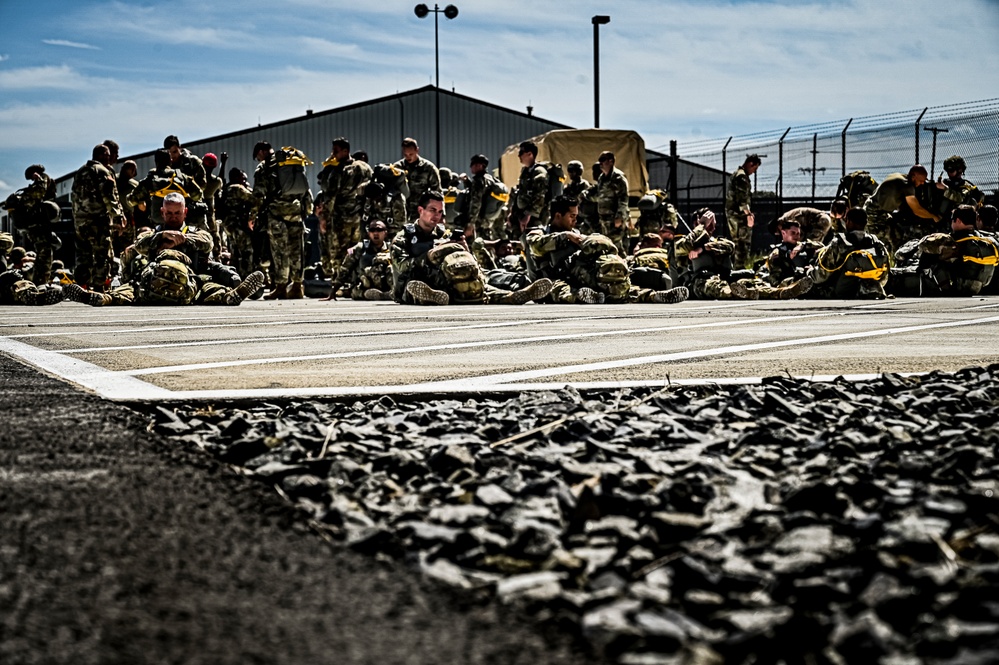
[299,37,362,59]
[0,65,95,90]
[42,39,100,50]
[0,55,9,62]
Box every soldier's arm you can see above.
[133,230,157,256]
[905,194,940,221]
[614,174,630,222]
[334,244,361,287]
[182,227,214,254]
[525,229,564,258]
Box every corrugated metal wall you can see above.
[55,86,570,199]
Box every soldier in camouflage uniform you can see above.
[395,137,441,222]
[863,165,939,254]
[465,154,509,241]
[676,208,812,300]
[762,219,823,288]
[0,268,64,306]
[128,150,204,228]
[725,154,761,270]
[594,151,631,252]
[253,141,310,300]
[3,164,60,285]
[931,155,985,221]
[163,135,210,234]
[513,141,549,236]
[64,193,263,307]
[326,219,393,301]
[361,164,409,237]
[636,189,683,237]
[319,137,373,291]
[201,152,225,256]
[811,208,890,299]
[115,160,141,256]
[71,144,125,291]
[219,168,258,282]
[771,205,834,244]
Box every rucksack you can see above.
[955,234,999,285]
[579,233,619,258]
[482,175,510,222]
[632,247,671,271]
[275,147,312,198]
[594,254,631,300]
[141,252,196,305]
[150,173,194,211]
[837,170,878,207]
[537,161,564,203]
[440,250,485,304]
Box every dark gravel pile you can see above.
[144,367,999,665]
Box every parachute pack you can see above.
[482,175,510,222]
[440,250,485,304]
[275,147,312,198]
[140,250,197,305]
[836,170,878,207]
[537,161,565,203]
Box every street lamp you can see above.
[592,15,610,128]
[414,3,459,165]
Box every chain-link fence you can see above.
[656,99,999,226]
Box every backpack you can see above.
[836,170,878,207]
[579,233,619,258]
[482,175,510,222]
[955,234,999,286]
[150,173,194,211]
[440,250,485,304]
[537,161,565,203]
[632,247,671,271]
[141,253,196,305]
[275,147,312,198]
[594,254,631,300]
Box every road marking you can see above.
[120,313,834,377]
[429,314,999,387]
[0,336,173,400]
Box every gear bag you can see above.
[482,175,510,222]
[141,252,196,305]
[836,170,878,207]
[579,233,619,258]
[632,247,671,271]
[275,147,312,198]
[440,250,485,304]
[537,161,565,203]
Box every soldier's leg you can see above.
[734,223,752,270]
[28,229,54,285]
[73,221,96,288]
[267,219,291,285]
[286,220,305,284]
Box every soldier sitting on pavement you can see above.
[65,193,263,306]
[810,207,890,299]
[0,231,63,305]
[675,208,812,301]
[887,205,998,298]
[323,219,394,301]
[762,219,823,287]
[527,196,688,305]
[390,191,552,306]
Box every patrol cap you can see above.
[24,164,45,179]
[367,220,388,232]
[597,151,615,163]
[567,160,583,173]
[470,154,489,167]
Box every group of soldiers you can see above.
[717,153,997,299]
[1,134,996,307]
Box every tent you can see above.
[499,129,649,197]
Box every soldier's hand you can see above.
[247,218,255,231]
[519,214,531,233]
[160,230,185,247]
[346,247,356,256]
[116,215,127,228]
[566,231,585,246]
[746,212,755,228]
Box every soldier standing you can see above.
[466,154,508,241]
[594,151,631,252]
[201,152,225,256]
[513,140,549,236]
[127,150,203,228]
[220,168,259,282]
[725,153,761,269]
[395,137,441,222]
[320,137,373,290]
[863,165,939,252]
[5,165,60,285]
[253,141,310,300]
[71,144,125,291]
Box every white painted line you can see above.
[965,300,999,310]
[62,318,570,352]
[0,336,173,400]
[120,313,834,377]
[0,308,327,327]
[148,372,929,402]
[430,314,999,388]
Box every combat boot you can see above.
[651,286,690,304]
[576,287,604,304]
[24,285,65,306]
[64,283,109,307]
[264,283,287,300]
[779,275,813,300]
[224,271,266,306]
[405,280,449,305]
[508,278,553,305]
[364,288,393,301]
[286,281,305,300]
[728,281,758,300]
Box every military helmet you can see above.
[439,167,454,186]
[943,155,966,173]
[567,160,583,175]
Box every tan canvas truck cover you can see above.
[500,129,649,198]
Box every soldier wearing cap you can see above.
[71,144,126,291]
[513,140,549,235]
[466,154,509,241]
[725,153,761,269]
[324,218,393,301]
[594,151,631,252]
[320,137,374,282]
[394,137,441,222]
[2,164,61,285]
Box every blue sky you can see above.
[1,0,997,199]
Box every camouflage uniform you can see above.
[725,166,754,269]
[0,269,63,306]
[812,231,890,299]
[203,171,224,254]
[889,229,998,297]
[594,167,630,251]
[775,207,832,243]
[219,182,258,280]
[467,171,509,240]
[390,222,446,303]
[8,173,59,284]
[395,156,441,222]
[323,156,374,278]
[253,154,308,286]
[675,225,788,300]
[636,189,682,236]
[72,159,123,289]
[127,167,204,228]
[525,224,588,303]
[0,231,14,270]
[333,238,392,300]
[764,239,823,287]
[515,162,549,232]
[863,173,916,253]
[116,174,140,255]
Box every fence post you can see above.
[915,107,928,164]
[811,133,818,204]
[778,127,790,214]
[722,137,732,217]
[841,118,853,178]
[669,140,678,204]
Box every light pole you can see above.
[415,3,458,165]
[592,15,610,128]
